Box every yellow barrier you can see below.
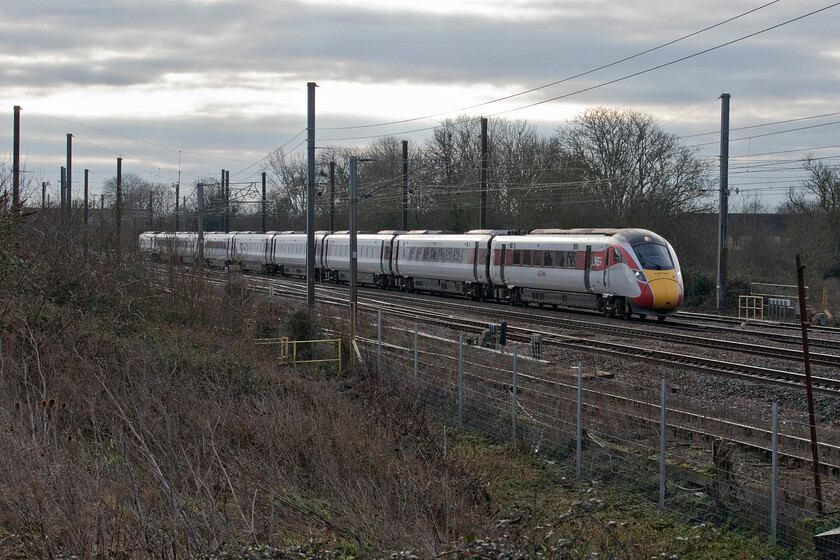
[738,295,764,320]
[256,337,342,371]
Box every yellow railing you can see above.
[738,295,764,320]
[256,337,342,371]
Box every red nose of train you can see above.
[633,269,683,312]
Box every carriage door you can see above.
[499,244,507,284]
[586,245,609,293]
[584,246,592,292]
[602,247,612,292]
[472,242,480,281]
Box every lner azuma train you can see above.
[140,227,684,320]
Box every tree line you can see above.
[3,106,840,306]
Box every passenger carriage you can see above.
[392,231,493,299]
[232,232,275,273]
[204,232,236,268]
[321,232,397,288]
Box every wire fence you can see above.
[348,308,840,555]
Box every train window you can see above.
[533,251,542,267]
[439,249,445,262]
[512,250,521,265]
[544,251,553,267]
[523,251,532,266]
[555,251,564,268]
[634,243,674,270]
[446,248,453,261]
[422,248,429,260]
[567,251,576,268]
[613,248,624,263]
[408,247,414,260]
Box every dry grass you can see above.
[0,216,494,559]
[0,214,802,560]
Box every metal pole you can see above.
[717,93,730,310]
[306,81,317,307]
[197,183,205,275]
[175,181,180,232]
[660,377,667,509]
[148,190,153,227]
[576,362,583,477]
[377,309,382,368]
[66,133,72,216]
[225,170,230,232]
[402,140,408,230]
[12,106,20,213]
[512,346,518,443]
[84,169,89,226]
[771,402,779,547]
[41,182,46,209]
[261,172,267,233]
[329,161,335,232]
[480,117,488,230]
[349,157,358,355]
[458,333,464,428]
[176,153,181,232]
[796,254,823,513]
[116,157,122,242]
[414,322,419,394]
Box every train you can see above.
[139,228,684,320]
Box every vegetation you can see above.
[0,204,817,559]
[2,107,840,554]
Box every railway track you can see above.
[218,271,840,398]
[166,267,840,477]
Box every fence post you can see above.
[512,346,518,443]
[377,309,382,368]
[414,322,419,396]
[660,377,667,509]
[771,402,779,547]
[458,334,464,428]
[576,362,582,478]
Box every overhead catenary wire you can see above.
[17,3,840,207]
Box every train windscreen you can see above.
[633,243,674,270]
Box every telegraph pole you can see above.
[480,117,488,229]
[12,106,20,213]
[402,140,408,230]
[306,82,317,306]
[717,93,730,310]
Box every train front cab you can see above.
[623,235,683,321]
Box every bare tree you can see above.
[787,156,840,222]
[555,107,712,228]
[782,156,840,277]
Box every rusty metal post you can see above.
[796,254,823,514]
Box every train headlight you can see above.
[632,269,647,283]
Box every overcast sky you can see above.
[2,0,839,209]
